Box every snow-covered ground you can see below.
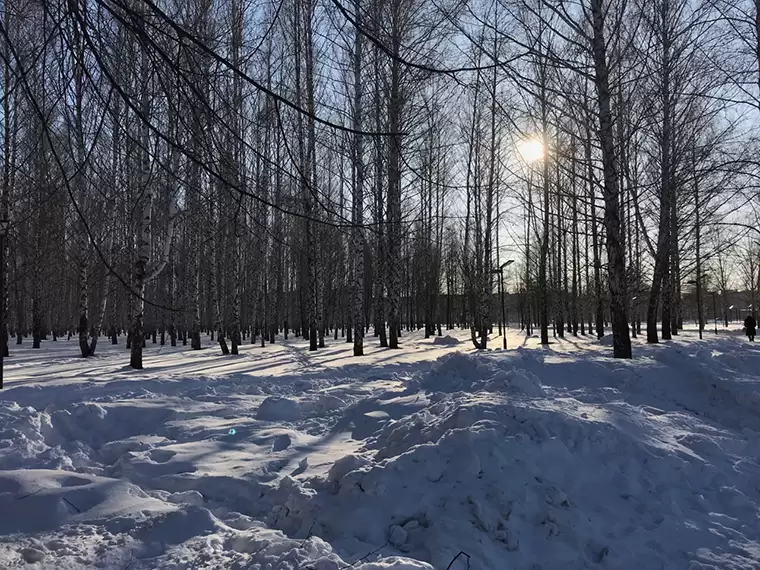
[1,327,759,569]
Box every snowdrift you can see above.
[262,349,760,570]
[431,335,461,346]
[1,333,759,569]
[418,351,545,396]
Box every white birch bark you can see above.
[352,0,365,356]
[129,44,152,369]
[590,0,632,358]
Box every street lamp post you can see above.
[0,219,8,389]
[687,280,702,340]
[713,291,718,335]
[499,260,514,349]
[491,268,502,341]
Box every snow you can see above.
[256,396,304,421]
[0,328,759,569]
[431,335,461,346]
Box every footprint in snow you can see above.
[263,459,289,473]
[271,434,292,452]
[60,476,92,488]
[148,449,177,463]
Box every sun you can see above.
[517,139,545,163]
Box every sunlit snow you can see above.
[0,327,758,569]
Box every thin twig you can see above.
[16,488,42,500]
[445,551,471,570]
[301,521,316,546]
[62,497,81,513]
[348,540,389,567]
[244,544,273,570]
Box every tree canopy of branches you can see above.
[1,0,759,368]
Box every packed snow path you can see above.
[0,329,759,569]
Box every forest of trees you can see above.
[1,0,760,368]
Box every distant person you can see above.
[744,315,756,342]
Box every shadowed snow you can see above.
[0,328,758,569]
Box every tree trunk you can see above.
[647,0,673,344]
[130,48,151,369]
[386,5,402,350]
[352,0,365,357]
[590,0,632,358]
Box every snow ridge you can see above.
[0,331,759,569]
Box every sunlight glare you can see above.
[517,139,545,163]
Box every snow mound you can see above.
[300,393,347,415]
[167,490,205,506]
[264,375,760,570]
[651,344,760,431]
[266,417,604,569]
[0,469,432,570]
[424,353,494,391]
[420,353,545,397]
[366,396,560,461]
[0,401,156,472]
[0,469,175,535]
[598,334,614,347]
[0,403,59,470]
[219,527,434,570]
[327,454,371,484]
[515,345,545,364]
[256,396,304,421]
[481,369,545,397]
[432,335,461,346]
[2,332,759,570]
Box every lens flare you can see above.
[517,139,545,163]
